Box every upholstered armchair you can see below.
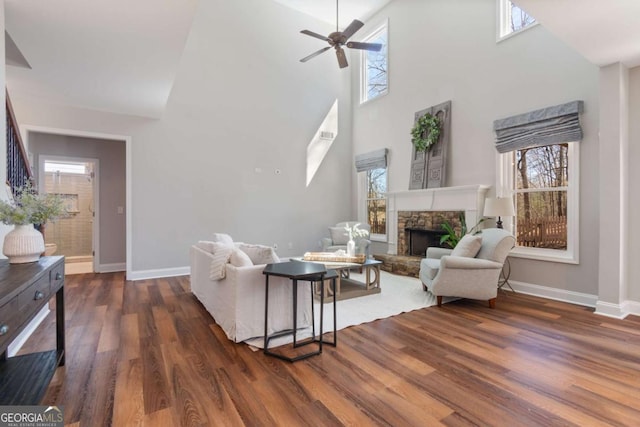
[321,221,371,257]
[418,228,515,308]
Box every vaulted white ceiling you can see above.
[516,0,640,68]
[271,0,393,26]
[4,0,640,119]
[4,0,199,118]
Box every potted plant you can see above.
[0,184,66,263]
[439,213,484,249]
[343,223,369,257]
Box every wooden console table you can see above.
[0,256,65,404]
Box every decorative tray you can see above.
[302,252,366,264]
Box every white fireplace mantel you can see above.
[385,184,490,255]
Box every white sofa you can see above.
[190,239,312,343]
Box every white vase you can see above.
[347,239,356,257]
[3,224,45,264]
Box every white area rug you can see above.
[245,270,438,349]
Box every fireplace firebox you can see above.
[405,228,447,256]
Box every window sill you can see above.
[509,247,578,264]
[496,21,539,43]
[370,234,387,243]
[359,89,388,107]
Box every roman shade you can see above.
[355,148,388,172]
[493,101,584,153]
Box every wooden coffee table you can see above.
[293,258,382,300]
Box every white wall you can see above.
[351,0,601,296]
[8,0,353,277]
[628,66,640,302]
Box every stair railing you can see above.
[5,89,33,196]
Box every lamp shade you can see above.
[484,197,515,217]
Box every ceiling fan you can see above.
[299,0,383,69]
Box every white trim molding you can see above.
[509,279,598,308]
[594,299,640,319]
[129,266,190,281]
[98,263,126,273]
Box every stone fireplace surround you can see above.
[386,185,490,256]
[399,210,463,256]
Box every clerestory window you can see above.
[497,0,537,41]
[360,21,388,104]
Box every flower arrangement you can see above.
[0,183,67,226]
[411,113,441,152]
[344,223,369,241]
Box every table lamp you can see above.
[483,197,515,229]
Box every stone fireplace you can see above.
[398,210,463,256]
[385,185,490,256]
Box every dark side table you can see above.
[263,261,337,362]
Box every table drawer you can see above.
[0,297,20,350]
[18,275,51,314]
[50,262,64,292]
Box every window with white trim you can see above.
[494,101,582,263]
[365,167,387,239]
[498,0,536,40]
[360,21,388,104]
[499,143,579,263]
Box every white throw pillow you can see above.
[196,241,216,253]
[451,234,482,258]
[329,227,349,245]
[212,233,234,245]
[208,242,234,280]
[238,243,280,265]
[229,248,253,267]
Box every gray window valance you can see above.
[355,148,388,172]
[493,101,584,153]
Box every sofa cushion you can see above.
[238,243,280,265]
[329,227,349,245]
[212,233,234,245]
[229,248,253,267]
[208,242,234,280]
[451,234,482,258]
[421,258,441,280]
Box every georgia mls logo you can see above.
[0,405,64,427]
[44,406,63,416]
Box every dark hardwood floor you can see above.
[18,272,640,426]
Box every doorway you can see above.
[39,156,98,274]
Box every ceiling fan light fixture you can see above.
[298,0,382,69]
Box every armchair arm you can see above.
[426,247,453,259]
[440,256,503,270]
[321,237,333,251]
[355,238,371,255]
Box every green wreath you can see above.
[411,113,442,152]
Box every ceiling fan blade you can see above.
[341,19,364,41]
[300,29,331,42]
[346,41,383,52]
[300,46,332,63]
[336,47,348,69]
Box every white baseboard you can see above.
[622,300,640,317]
[594,301,626,319]
[7,305,50,357]
[594,299,640,319]
[511,279,640,319]
[128,266,190,281]
[98,262,126,273]
[509,279,598,307]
